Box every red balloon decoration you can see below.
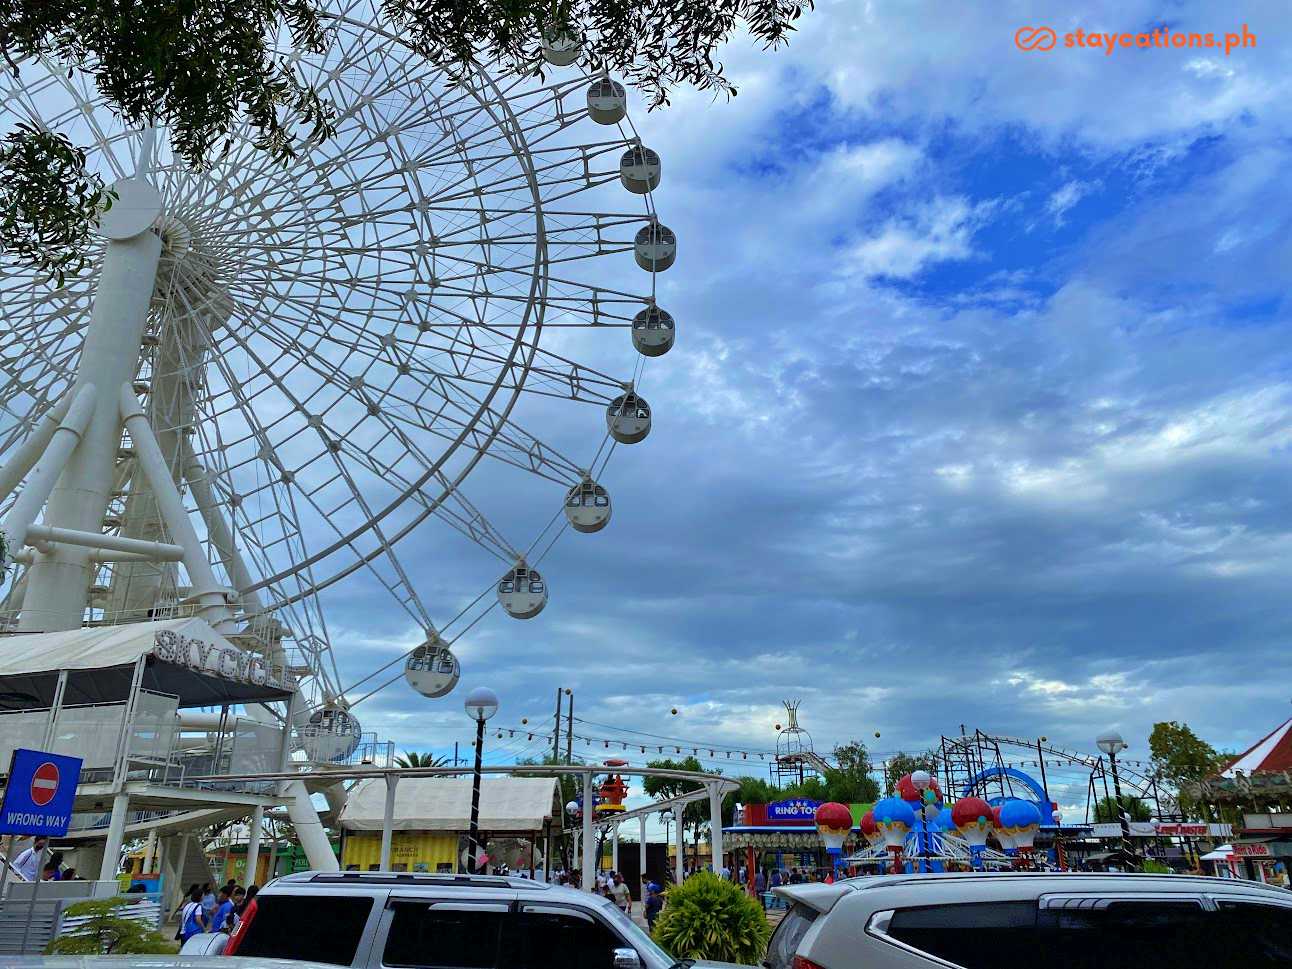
[815,801,853,830]
[950,796,994,829]
[860,810,878,837]
[896,772,943,803]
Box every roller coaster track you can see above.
[942,733,1158,798]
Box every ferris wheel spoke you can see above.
[229,299,587,486]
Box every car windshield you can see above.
[593,894,672,968]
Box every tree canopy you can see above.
[882,749,938,794]
[1094,795,1152,824]
[1148,720,1228,820]
[0,0,812,278]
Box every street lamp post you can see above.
[465,687,499,874]
[1096,730,1135,867]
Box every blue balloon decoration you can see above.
[873,796,917,827]
[998,799,1042,830]
[935,807,955,831]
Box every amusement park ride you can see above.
[0,0,676,877]
[770,705,1175,873]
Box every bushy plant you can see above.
[44,897,179,955]
[652,872,770,965]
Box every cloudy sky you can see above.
[325,0,1292,813]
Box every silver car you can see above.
[187,871,746,969]
[769,871,1292,969]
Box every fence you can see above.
[0,885,163,954]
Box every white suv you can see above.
[195,871,745,969]
[767,872,1292,969]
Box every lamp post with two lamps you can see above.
[465,687,499,874]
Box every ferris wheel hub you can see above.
[97,178,162,240]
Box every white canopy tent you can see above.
[339,776,560,833]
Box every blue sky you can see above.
[329,0,1292,808]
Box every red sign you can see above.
[30,761,59,807]
[1233,843,1272,857]
[1157,824,1208,837]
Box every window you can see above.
[384,903,506,969]
[509,908,624,969]
[1212,901,1292,967]
[236,894,374,967]
[764,903,817,969]
[883,901,1039,966]
[1037,900,1215,969]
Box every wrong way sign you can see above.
[0,749,82,837]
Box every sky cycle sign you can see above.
[0,749,83,836]
[768,798,822,822]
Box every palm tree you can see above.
[395,751,451,769]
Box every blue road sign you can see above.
[0,748,83,837]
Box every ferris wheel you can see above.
[0,0,676,752]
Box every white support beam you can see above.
[181,447,266,620]
[0,384,97,553]
[8,547,181,565]
[24,523,185,560]
[21,215,163,632]
[708,782,724,880]
[380,773,398,870]
[245,806,264,884]
[0,391,74,504]
[119,384,232,627]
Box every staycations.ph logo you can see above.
[1015,24,1256,56]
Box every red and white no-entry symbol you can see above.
[31,761,59,807]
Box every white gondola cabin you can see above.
[620,144,661,194]
[404,640,461,698]
[498,563,548,619]
[606,392,651,444]
[301,706,363,763]
[586,77,627,125]
[634,222,676,272]
[632,305,674,357]
[541,31,580,66]
[565,478,612,533]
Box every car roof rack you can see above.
[292,871,549,890]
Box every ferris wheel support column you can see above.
[120,386,232,629]
[181,447,267,621]
[19,190,163,631]
[0,392,74,504]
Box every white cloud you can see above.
[1046,179,1098,225]
[844,196,992,279]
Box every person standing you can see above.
[12,836,47,882]
[211,885,236,933]
[200,883,216,923]
[644,883,663,934]
[610,873,631,914]
[180,887,208,943]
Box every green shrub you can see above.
[44,897,179,955]
[652,873,770,965]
